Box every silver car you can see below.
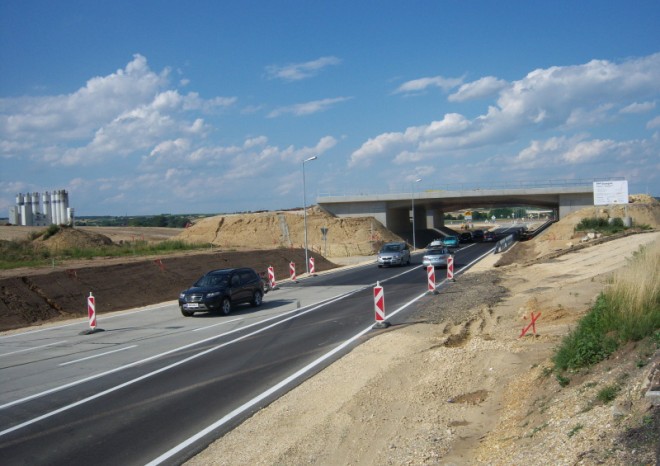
[422,247,452,268]
[377,242,411,267]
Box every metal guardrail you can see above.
[317,177,624,199]
[494,233,517,254]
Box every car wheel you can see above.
[221,297,232,315]
[180,307,194,317]
[251,290,263,307]
[406,256,411,265]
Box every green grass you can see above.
[0,237,212,270]
[596,384,620,403]
[552,241,660,373]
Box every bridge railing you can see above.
[317,177,624,199]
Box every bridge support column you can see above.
[558,193,593,219]
[425,209,444,229]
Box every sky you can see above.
[1,0,659,217]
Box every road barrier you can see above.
[267,266,278,290]
[447,256,455,281]
[427,265,437,294]
[309,257,316,275]
[80,292,104,335]
[373,281,390,328]
[289,262,297,282]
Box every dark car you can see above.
[459,232,473,243]
[483,231,496,242]
[471,229,485,242]
[178,267,265,317]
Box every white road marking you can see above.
[58,345,137,366]
[0,340,67,358]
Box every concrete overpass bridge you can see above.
[317,179,610,237]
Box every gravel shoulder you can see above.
[188,232,660,466]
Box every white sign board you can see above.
[593,180,628,205]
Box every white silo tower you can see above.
[31,192,40,218]
[60,190,69,224]
[13,193,24,225]
[21,194,34,226]
[53,190,61,225]
[42,191,52,224]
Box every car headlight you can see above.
[206,291,221,298]
[179,292,186,299]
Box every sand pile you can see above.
[37,227,114,251]
[176,207,403,257]
[531,195,659,258]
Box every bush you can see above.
[553,241,660,371]
[575,217,627,235]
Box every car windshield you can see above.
[381,244,402,252]
[195,274,229,287]
[427,247,449,254]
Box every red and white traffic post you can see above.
[447,256,455,281]
[427,265,438,294]
[80,291,103,335]
[309,257,316,276]
[267,265,278,290]
[88,292,96,330]
[373,281,390,328]
[289,261,298,282]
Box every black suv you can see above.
[178,267,265,317]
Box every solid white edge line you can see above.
[144,289,429,466]
[58,345,138,366]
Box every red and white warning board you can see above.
[87,292,97,330]
[427,265,436,292]
[268,266,276,289]
[374,282,385,322]
[447,256,454,280]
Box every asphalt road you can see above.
[0,229,516,465]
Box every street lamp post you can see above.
[303,156,317,275]
[411,178,422,250]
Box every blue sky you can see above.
[1,1,659,216]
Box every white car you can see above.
[377,242,411,267]
[422,247,452,268]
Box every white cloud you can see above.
[266,56,341,81]
[620,101,656,114]
[561,139,617,163]
[267,97,352,118]
[0,54,235,166]
[647,115,660,129]
[394,76,463,94]
[351,53,660,168]
[448,76,508,102]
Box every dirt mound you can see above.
[36,227,114,251]
[524,197,660,260]
[177,207,403,257]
